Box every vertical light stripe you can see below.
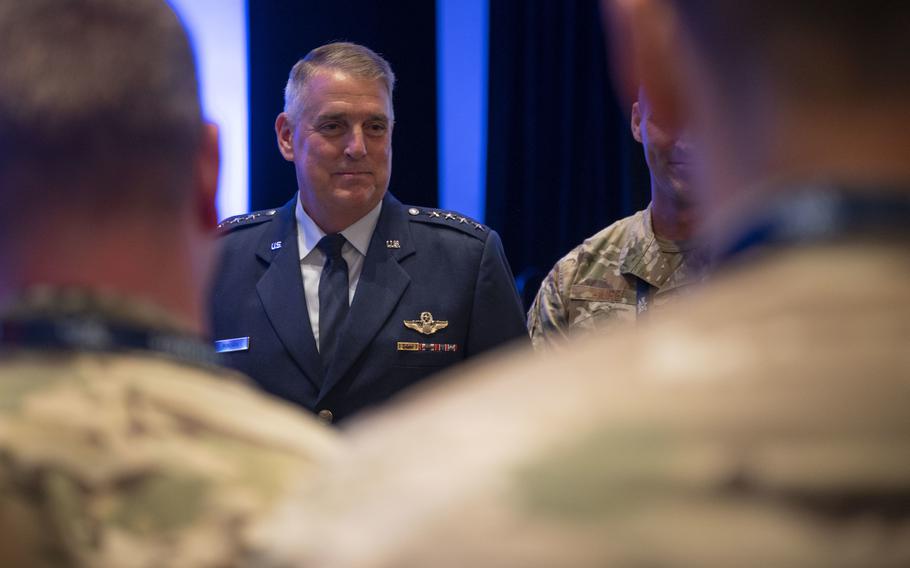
[169,0,250,218]
[437,0,489,221]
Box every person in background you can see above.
[253,0,910,565]
[528,86,706,348]
[211,42,527,425]
[0,1,338,566]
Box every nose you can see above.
[344,126,367,160]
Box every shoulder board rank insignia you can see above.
[409,206,488,236]
[217,209,278,232]
[403,311,448,335]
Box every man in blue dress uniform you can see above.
[211,42,527,424]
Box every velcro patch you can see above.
[569,285,633,303]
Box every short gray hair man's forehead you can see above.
[283,41,396,125]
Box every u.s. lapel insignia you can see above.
[404,311,448,335]
[270,241,283,250]
[386,239,401,249]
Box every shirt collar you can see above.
[618,205,658,279]
[296,194,383,259]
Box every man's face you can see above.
[276,69,393,231]
[632,97,693,206]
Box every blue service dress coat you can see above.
[210,192,528,423]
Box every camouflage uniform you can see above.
[528,206,706,349]
[254,191,910,568]
[0,289,340,568]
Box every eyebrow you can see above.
[314,112,390,123]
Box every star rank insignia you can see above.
[444,212,457,220]
[428,211,442,218]
[386,240,401,249]
[403,311,449,335]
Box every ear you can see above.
[275,112,296,162]
[630,101,643,142]
[194,122,220,230]
[602,0,685,133]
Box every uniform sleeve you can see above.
[527,256,573,350]
[465,230,529,356]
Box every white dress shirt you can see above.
[296,196,382,351]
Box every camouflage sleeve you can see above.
[0,358,340,568]
[527,254,577,350]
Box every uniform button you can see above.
[408,207,420,216]
[317,409,334,424]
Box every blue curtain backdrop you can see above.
[486,0,651,307]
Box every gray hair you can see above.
[283,42,396,125]
[0,0,203,215]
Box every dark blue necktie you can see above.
[316,234,349,374]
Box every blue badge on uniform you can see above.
[214,337,250,353]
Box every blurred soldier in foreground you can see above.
[256,0,910,566]
[0,1,338,566]
[528,87,706,348]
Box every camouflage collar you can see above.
[617,207,663,288]
[0,316,219,370]
[1,287,192,335]
[719,186,910,265]
[619,207,707,292]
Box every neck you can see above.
[650,193,697,241]
[299,193,384,235]
[703,99,910,218]
[0,219,211,335]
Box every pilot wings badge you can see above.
[404,311,448,335]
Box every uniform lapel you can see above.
[255,198,322,389]
[319,194,415,399]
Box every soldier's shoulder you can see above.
[544,210,649,284]
[0,356,337,566]
[216,208,281,236]
[584,209,648,250]
[403,205,491,241]
[564,209,647,264]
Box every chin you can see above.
[336,185,385,207]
